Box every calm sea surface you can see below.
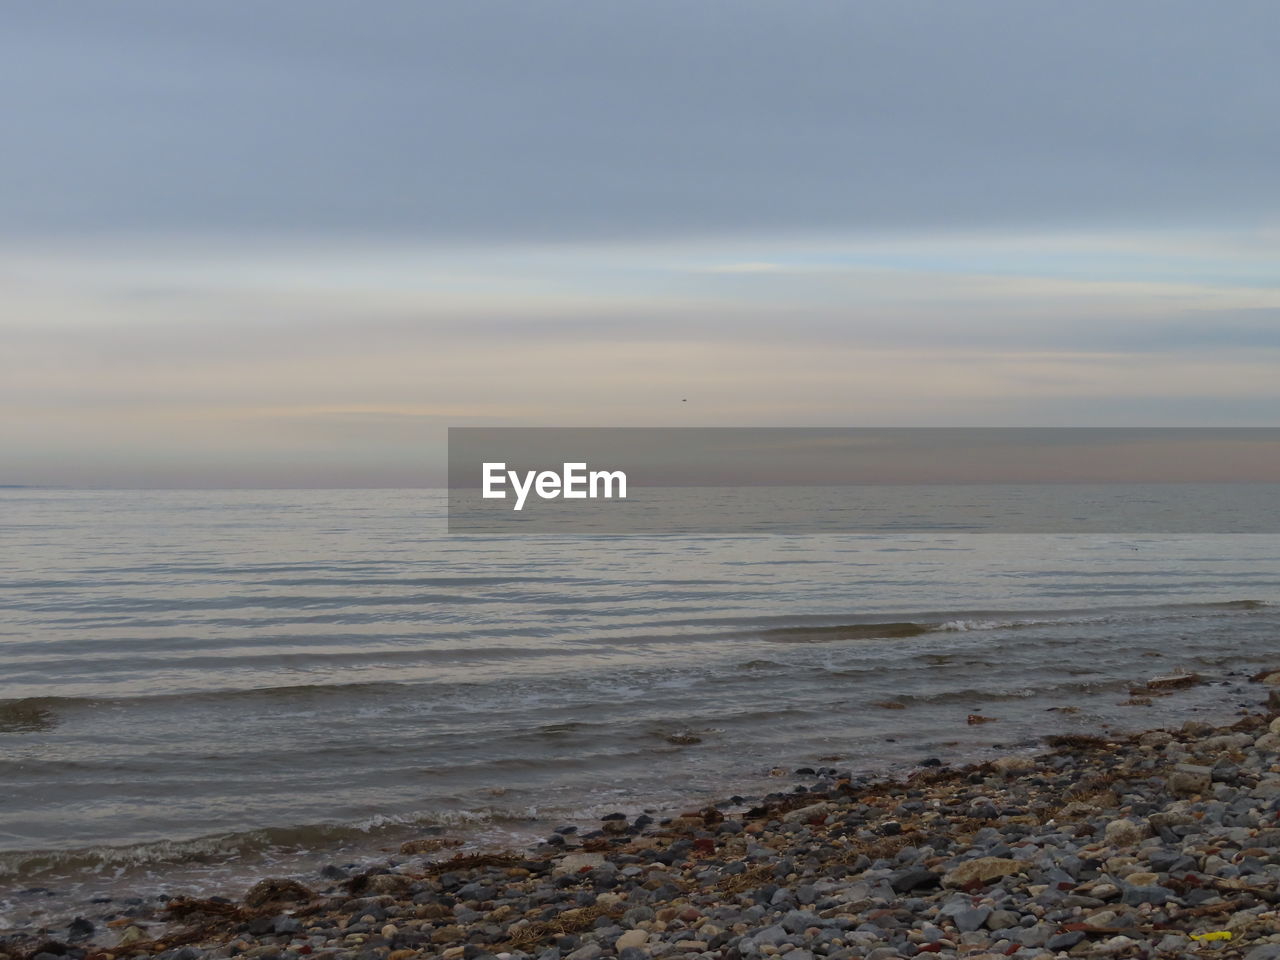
[2,489,1279,929]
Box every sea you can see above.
[2,488,1279,932]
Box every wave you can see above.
[0,680,411,714]
[755,598,1270,644]
[882,676,1135,706]
[0,700,59,733]
[761,621,932,642]
[2,600,1269,723]
[0,807,534,880]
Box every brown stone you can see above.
[1148,673,1202,690]
[243,878,314,908]
[942,857,1024,889]
[399,837,463,855]
[364,874,414,896]
[431,925,465,944]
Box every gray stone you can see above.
[622,907,654,926]
[1047,930,1086,950]
[1017,923,1052,947]
[985,909,1020,930]
[1121,884,1175,906]
[780,910,821,933]
[890,867,940,892]
[753,925,792,947]
[952,906,991,932]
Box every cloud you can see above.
[2,1,1278,242]
[695,262,791,275]
[3,4,1279,483]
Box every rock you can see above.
[116,926,147,946]
[400,837,463,855]
[991,756,1035,774]
[552,853,606,877]
[1148,673,1201,689]
[1256,732,1280,752]
[1096,935,1138,954]
[669,815,703,832]
[1122,884,1175,906]
[615,930,648,951]
[1149,810,1194,829]
[1168,770,1212,796]
[243,877,315,908]
[1017,923,1053,947]
[622,907,654,926]
[942,857,1024,889]
[952,906,991,932]
[1203,733,1253,752]
[1087,881,1122,900]
[782,802,831,823]
[1253,777,1280,798]
[780,909,821,933]
[1058,800,1099,819]
[363,873,413,895]
[753,925,792,947]
[985,909,1019,930]
[1104,818,1151,846]
[890,867,940,892]
[1046,930,1086,950]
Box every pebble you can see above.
[12,699,1280,960]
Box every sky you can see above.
[2,1,1279,486]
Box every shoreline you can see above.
[2,661,1267,938]
[6,677,1280,960]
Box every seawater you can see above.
[2,488,1279,929]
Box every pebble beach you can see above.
[9,675,1280,960]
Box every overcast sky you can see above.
[3,1,1279,486]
